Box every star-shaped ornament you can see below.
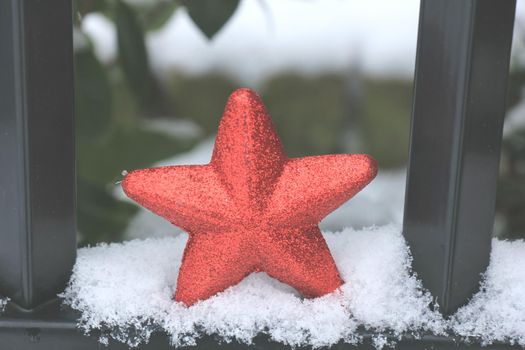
[123,88,377,306]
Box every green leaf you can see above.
[360,79,412,168]
[76,68,195,186]
[140,1,179,32]
[73,0,108,24]
[262,73,347,157]
[168,72,238,135]
[114,0,156,111]
[507,67,525,111]
[75,0,107,16]
[182,0,240,39]
[74,48,112,142]
[76,69,199,245]
[77,125,198,186]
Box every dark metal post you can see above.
[0,0,76,310]
[404,0,516,315]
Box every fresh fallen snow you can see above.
[62,225,444,347]
[63,225,525,348]
[451,239,525,346]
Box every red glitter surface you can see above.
[122,88,377,306]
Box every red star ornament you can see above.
[122,88,377,306]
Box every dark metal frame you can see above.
[0,0,518,348]
[0,0,76,310]
[404,0,516,316]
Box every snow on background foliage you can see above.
[0,297,8,313]
[62,225,445,347]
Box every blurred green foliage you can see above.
[74,0,240,245]
[72,0,419,245]
[74,48,112,142]
[114,0,157,112]
[166,71,412,162]
[168,72,238,135]
[262,73,347,157]
[497,136,525,240]
[360,79,412,168]
[75,47,198,245]
[496,60,525,240]
[493,18,525,239]
[506,66,525,111]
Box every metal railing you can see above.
[0,0,518,348]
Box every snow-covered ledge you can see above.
[61,225,525,348]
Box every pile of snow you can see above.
[100,138,525,347]
[62,225,444,347]
[117,138,406,240]
[62,225,525,348]
[451,239,525,346]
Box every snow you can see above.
[62,225,445,347]
[0,297,8,313]
[321,170,405,231]
[451,239,525,346]
[141,118,202,139]
[70,1,525,345]
[62,225,525,348]
[81,14,117,64]
[503,94,525,136]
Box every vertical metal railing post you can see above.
[403,0,516,315]
[0,0,76,310]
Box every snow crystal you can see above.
[62,225,443,347]
[451,239,525,346]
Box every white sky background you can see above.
[84,0,420,85]
[148,0,420,84]
[84,0,525,85]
